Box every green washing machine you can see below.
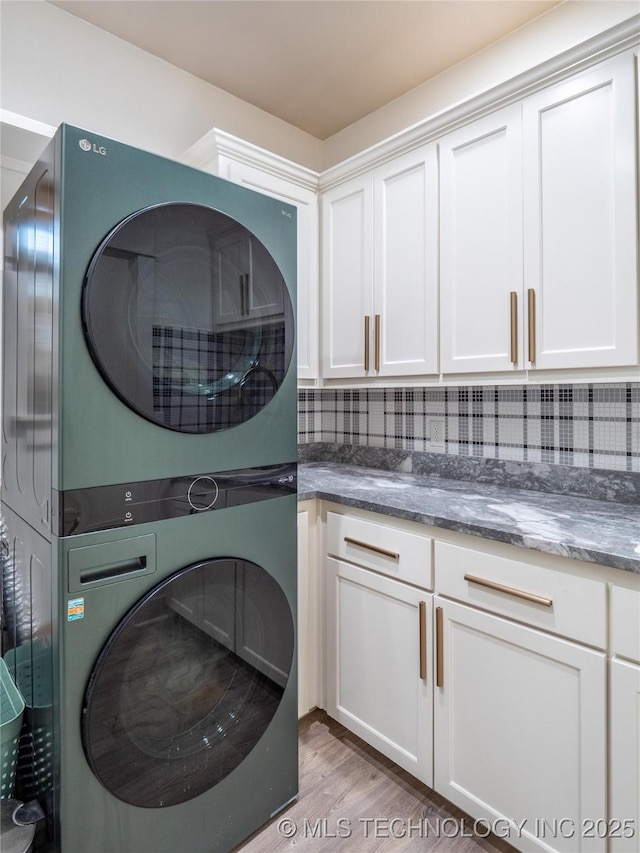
[1,124,298,851]
[3,483,297,853]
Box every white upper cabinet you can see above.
[522,52,638,371]
[182,131,320,382]
[321,173,374,378]
[186,30,639,387]
[439,105,523,374]
[373,147,439,377]
[210,225,285,326]
[440,50,638,376]
[322,145,438,381]
[220,159,320,381]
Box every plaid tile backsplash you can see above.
[298,383,640,473]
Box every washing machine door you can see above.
[82,203,294,433]
[81,558,295,808]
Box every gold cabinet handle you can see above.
[464,573,552,607]
[419,600,427,680]
[527,288,536,363]
[435,606,444,688]
[510,291,518,364]
[364,315,370,371]
[374,314,381,372]
[343,536,399,561]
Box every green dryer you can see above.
[2,123,297,532]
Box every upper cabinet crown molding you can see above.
[182,128,320,194]
[319,13,640,192]
[0,109,56,150]
[1,110,57,210]
[181,128,321,384]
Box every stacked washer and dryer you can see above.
[1,124,298,852]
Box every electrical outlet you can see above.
[430,419,445,448]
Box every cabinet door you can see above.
[321,174,374,378]
[434,597,606,853]
[439,104,523,373]
[609,658,640,853]
[210,226,285,325]
[201,560,237,649]
[326,557,433,786]
[221,159,319,380]
[247,234,285,318]
[297,502,321,717]
[374,145,438,376]
[235,560,291,687]
[522,52,638,370]
[211,226,251,326]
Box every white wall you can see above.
[0,0,323,171]
[1,1,637,177]
[322,0,640,168]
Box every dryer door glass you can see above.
[82,558,295,808]
[82,203,294,433]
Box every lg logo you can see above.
[79,138,107,156]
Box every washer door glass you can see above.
[82,203,294,433]
[82,558,295,808]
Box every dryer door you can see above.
[82,203,294,433]
[81,558,295,808]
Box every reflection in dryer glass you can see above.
[82,203,294,433]
[82,559,294,807]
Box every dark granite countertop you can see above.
[298,462,640,575]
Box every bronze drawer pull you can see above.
[510,291,518,364]
[435,606,444,687]
[364,315,371,371]
[419,601,427,680]
[527,288,536,363]
[343,536,400,560]
[464,573,552,607]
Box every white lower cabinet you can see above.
[298,501,321,717]
[433,596,606,853]
[609,658,640,853]
[320,505,637,853]
[326,559,433,786]
[433,538,608,853]
[609,586,640,853]
[324,509,433,785]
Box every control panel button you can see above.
[187,476,219,511]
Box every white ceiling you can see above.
[47,0,563,139]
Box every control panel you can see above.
[57,462,297,535]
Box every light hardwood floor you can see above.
[235,710,518,852]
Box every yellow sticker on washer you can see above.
[68,598,84,621]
